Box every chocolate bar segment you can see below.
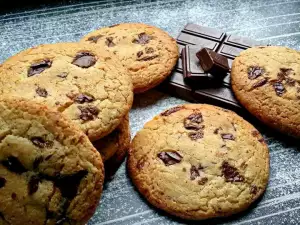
[159,23,262,113]
[196,48,229,77]
[182,46,213,82]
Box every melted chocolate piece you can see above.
[105,37,115,47]
[137,55,159,61]
[250,185,258,195]
[31,137,54,148]
[74,94,95,104]
[28,59,52,77]
[221,161,244,182]
[157,151,182,166]
[137,51,143,58]
[145,47,154,54]
[221,133,235,140]
[0,177,6,188]
[78,105,99,121]
[132,33,151,45]
[161,106,183,116]
[190,164,204,180]
[198,177,208,185]
[54,170,88,200]
[2,156,27,174]
[188,131,204,140]
[11,193,17,200]
[87,35,103,43]
[184,113,204,130]
[36,87,48,97]
[28,175,40,195]
[252,78,268,89]
[72,52,96,68]
[57,73,68,78]
[248,66,264,80]
[33,156,43,170]
[214,128,221,134]
[272,81,285,96]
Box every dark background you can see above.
[0,0,300,224]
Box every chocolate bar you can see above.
[158,23,260,113]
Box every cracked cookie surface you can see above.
[81,23,179,93]
[0,98,104,225]
[0,43,133,141]
[231,46,300,138]
[127,104,269,220]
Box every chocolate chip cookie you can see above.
[81,23,179,93]
[231,46,300,138]
[0,43,133,141]
[93,114,130,179]
[128,104,269,220]
[0,97,104,225]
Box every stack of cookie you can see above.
[0,23,179,225]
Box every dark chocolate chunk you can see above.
[57,72,68,78]
[157,151,182,166]
[182,45,214,82]
[252,78,268,89]
[137,51,143,58]
[36,87,48,97]
[250,185,258,195]
[11,193,17,200]
[31,136,54,148]
[137,55,159,61]
[0,177,6,188]
[221,161,244,182]
[251,130,260,137]
[28,175,40,195]
[248,66,264,80]
[132,32,151,45]
[221,133,235,141]
[272,81,285,96]
[196,48,229,76]
[87,35,103,43]
[188,131,204,140]
[54,170,88,199]
[214,128,221,134]
[2,156,27,174]
[74,94,95,104]
[72,52,96,68]
[105,37,115,47]
[286,78,296,86]
[225,35,259,48]
[33,156,43,170]
[145,47,154,54]
[183,23,225,42]
[161,106,183,116]
[184,113,204,130]
[190,164,204,180]
[28,59,52,77]
[198,177,208,185]
[78,105,99,121]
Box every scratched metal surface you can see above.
[0,0,300,224]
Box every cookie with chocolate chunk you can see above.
[81,23,179,93]
[0,43,133,141]
[231,46,300,138]
[128,104,269,220]
[0,97,104,225]
[93,114,130,178]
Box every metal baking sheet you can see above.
[0,0,299,224]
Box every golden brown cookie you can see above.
[81,23,179,93]
[128,104,269,220]
[0,97,104,225]
[93,115,130,179]
[0,43,133,141]
[231,46,300,138]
